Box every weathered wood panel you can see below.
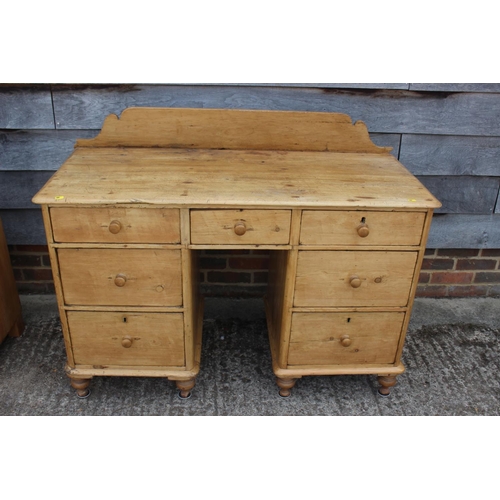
[184,83,410,89]
[410,84,500,93]
[0,130,98,171]
[369,133,400,158]
[427,214,500,248]
[0,86,55,129]
[0,210,46,245]
[0,171,54,209]
[52,85,500,136]
[417,176,500,214]
[400,134,500,176]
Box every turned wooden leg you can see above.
[176,378,195,399]
[8,314,24,338]
[276,377,298,398]
[70,378,91,398]
[377,375,397,397]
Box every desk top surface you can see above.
[33,147,441,209]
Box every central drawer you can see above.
[58,249,182,306]
[67,311,185,366]
[190,209,291,245]
[294,250,418,307]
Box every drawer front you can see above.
[190,209,291,245]
[51,207,180,243]
[288,312,404,365]
[294,251,417,307]
[68,311,185,367]
[58,249,182,306]
[300,210,425,246]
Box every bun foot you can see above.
[176,378,196,399]
[70,378,91,398]
[377,375,397,397]
[276,377,298,398]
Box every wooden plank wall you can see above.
[1,83,500,248]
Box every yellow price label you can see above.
[54,196,65,200]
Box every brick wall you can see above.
[418,249,500,297]
[8,245,500,298]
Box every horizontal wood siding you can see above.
[399,134,500,176]
[427,215,500,248]
[417,176,500,214]
[0,210,46,245]
[1,84,500,248]
[0,130,98,171]
[0,171,53,208]
[0,87,54,129]
[51,85,500,135]
[409,84,500,93]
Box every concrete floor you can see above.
[0,294,499,415]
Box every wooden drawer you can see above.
[300,210,425,246]
[51,207,180,243]
[288,312,404,365]
[190,209,291,245]
[58,249,182,306]
[294,251,417,307]
[67,311,185,366]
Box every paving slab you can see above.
[0,295,498,415]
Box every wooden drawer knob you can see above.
[234,221,247,236]
[340,335,352,347]
[349,275,362,288]
[356,223,369,237]
[109,220,122,234]
[121,336,133,348]
[114,274,127,287]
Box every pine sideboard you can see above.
[32,108,441,398]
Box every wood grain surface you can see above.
[32,148,440,209]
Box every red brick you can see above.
[424,248,436,256]
[206,249,250,255]
[430,272,473,284]
[22,268,54,281]
[447,285,488,297]
[42,255,52,267]
[421,258,454,270]
[481,249,500,257]
[418,272,430,284]
[253,272,269,284]
[16,245,49,253]
[415,285,448,297]
[12,268,24,281]
[15,282,55,294]
[474,272,500,283]
[206,271,251,284]
[228,257,269,270]
[9,254,42,267]
[456,259,497,270]
[437,249,479,257]
[199,257,227,270]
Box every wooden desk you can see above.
[33,108,440,398]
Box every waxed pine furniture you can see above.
[33,108,440,398]
[0,218,24,345]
